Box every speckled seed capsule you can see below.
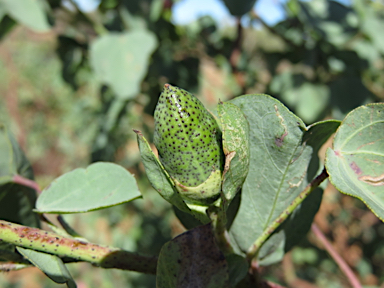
[154,84,224,205]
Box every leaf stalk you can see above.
[246,168,329,262]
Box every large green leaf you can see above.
[1,0,50,32]
[227,96,338,262]
[17,247,76,288]
[157,224,229,288]
[228,95,308,256]
[325,103,384,221]
[90,30,157,99]
[35,162,141,213]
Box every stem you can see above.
[209,195,233,255]
[246,168,329,261]
[0,263,31,272]
[311,223,362,288]
[12,175,41,194]
[0,220,157,274]
[229,17,247,94]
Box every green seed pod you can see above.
[154,84,224,205]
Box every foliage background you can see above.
[0,0,383,287]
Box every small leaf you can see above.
[223,0,257,16]
[35,162,141,213]
[1,0,50,32]
[325,103,384,221]
[134,130,210,224]
[157,224,229,288]
[90,30,157,99]
[17,247,76,288]
[218,101,250,204]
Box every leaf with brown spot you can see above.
[325,103,384,221]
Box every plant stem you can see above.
[12,174,41,194]
[311,223,362,288]
[246,168,329,262]
[0,220,157,274]
[209,196,233,255]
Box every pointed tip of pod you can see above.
[163,83,175,91]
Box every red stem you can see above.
[311,223,362,288]
[12,174,41,194]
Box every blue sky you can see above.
[73,0,351,27]
[172,0,286,26]
[73,0,287,26]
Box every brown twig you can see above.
[229,17,247,94]
[311,223,362,288]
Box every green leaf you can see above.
[0,15,16,41]
[276,81,330,124]
[1,0,50,32]
[259,120,341,264]
[157,224,229,288]
[35,162,141,213]
[217,101,250,204]
[329,76,371,113]
[16,247,77,288]
[325,103,384,221]
[292,83,330,123]
[304,120,342,179]
[173,206,203,230]
[222,0,257,16]
[227,95,321,261]
[226,254,248,288]
[90,30,157,99]
[283,120,340,249]
[361,8,384,54]
[134,130,210,224]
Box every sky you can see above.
[172,0,286,26]
[73,0,352,27]
[72,0,288,26]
